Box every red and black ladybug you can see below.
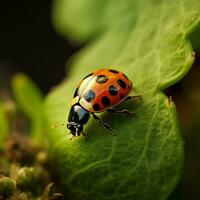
[67,68,140,138]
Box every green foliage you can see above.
[0,101,9,150]
[12,74,44,141]
[44,0,200,199]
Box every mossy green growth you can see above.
[45,0,200,199]
[0,177,16,197]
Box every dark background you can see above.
[0,0,80,93]
[0,1,200,199]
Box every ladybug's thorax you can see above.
[67,104,90,136]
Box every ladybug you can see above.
[67,68,140,138]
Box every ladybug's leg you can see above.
[82,131,88,140]
[123,95,141,102]
[107,108,134,115]
[91,113,114,134]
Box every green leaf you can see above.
[46,0,200,199]
[12,74,44,141]
[0,101,9,150]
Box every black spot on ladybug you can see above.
[109,69,119,74]
[84,90,95,102]
[120,94,124,99]
[109,85,118,96]
[101,96,110,106]
[117,79,126,89]
[122,73,129,80]
[73,87,79,97]
[83,73,93,80]
[96,75,108,84]
[93,103,100,111]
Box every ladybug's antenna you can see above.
[51,122,66,129]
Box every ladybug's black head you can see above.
[67,105,90,137]
[67,122,83,136]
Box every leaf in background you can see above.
[12,74,44,141]
[45,0,200,199]
[0,101,9,150]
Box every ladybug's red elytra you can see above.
[67,68,140,138]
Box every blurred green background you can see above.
[0,1,200,199]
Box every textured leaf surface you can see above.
[45,0,200,199]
